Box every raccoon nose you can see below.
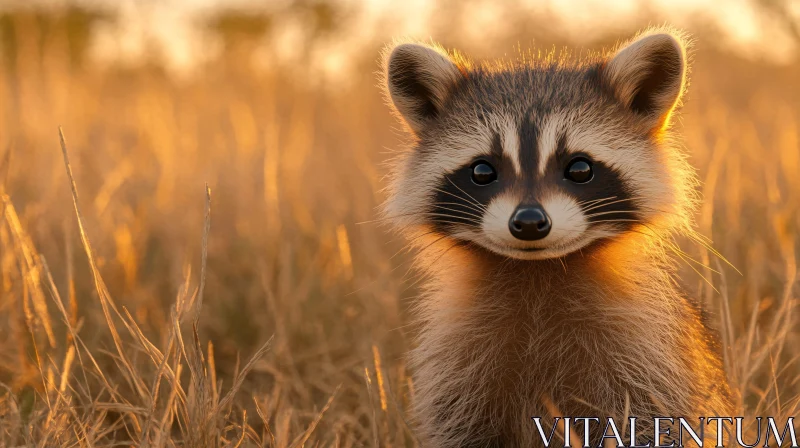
[509,205,551,241]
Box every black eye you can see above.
[471,161,497,185]
[565,158,593,183]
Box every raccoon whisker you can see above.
[432,204,486,221]
[597,221,725,279]
[588,200,674,214]
[623,221,724,282]
[588,219,643,226]
[667,242,722,275]
[428,210,483,221]
[433,200,488,215]
[590,204,687,222]
[431,187,501,222]
[582,197,647,213]
[566,205,590,224]
[431,219,482,228]
[671,249,721,294]
[431,188,488,212]
[586,194,650,204]
[585,210,641,219]
[360,209,483,225]
[444,177,489,211]
[576,196,618,207]
[662,227,740,276]
[577,195,643,210]
[577,196,615,205]
[427,212,483,223]
[590,219,642,223]
[582,199,683,220]
[413,232,453,256]
[356,217,390,225]
[685,232,741,276]
[404,212,483,225]
[431,214,480,228]
[432,194,487,220]
[633,205,678,215]
[433,219,484,229]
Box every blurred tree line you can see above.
[0,1,353,75]
[0,6,111,71]
[0,0,797,78]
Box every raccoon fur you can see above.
[379,28,736,447]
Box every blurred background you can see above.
[0,0,798,446]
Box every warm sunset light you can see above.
[0,0,797,446]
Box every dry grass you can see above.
[0,8,798,447]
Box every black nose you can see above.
[509,205,551,241]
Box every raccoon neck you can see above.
[410,233,733,428]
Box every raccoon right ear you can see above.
[383,42,464,135]
[602,30,689,130]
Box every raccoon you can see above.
[379,28,736,447]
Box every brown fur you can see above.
[407,231,733,446]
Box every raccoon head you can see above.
[381,30,694,260]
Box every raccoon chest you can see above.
[413,292,628,438]
[476,302,618,411]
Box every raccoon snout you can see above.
[509,205,552,241]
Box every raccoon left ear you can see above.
[383,42,465,135]
[603,31,689,129]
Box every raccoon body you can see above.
[380,29,735,447]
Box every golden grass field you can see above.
[0,4,798,446]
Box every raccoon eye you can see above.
[471,161,497,185]
[565,158,593,183]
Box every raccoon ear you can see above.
[603,31,688,128]
[383,42,464,135]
